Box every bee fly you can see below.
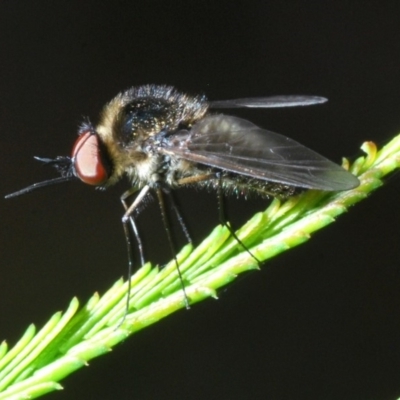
[5,85,359,312]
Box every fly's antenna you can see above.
[5,156,75,199]
[5,175,75,199]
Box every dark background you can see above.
[1,2,400,399]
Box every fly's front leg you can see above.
[119,185,151,322]
[121,185,151,271]
[121,186,145,266]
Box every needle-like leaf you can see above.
[1,134,400,399]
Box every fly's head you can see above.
[35,120,114,189]
[4,120,115,199]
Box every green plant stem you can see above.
[1,134,400,399]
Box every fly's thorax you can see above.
[161,157,200,187]
[95,85,208,187]
[100,85,208,147]
[131,153,168,187]
[130,154,201,189]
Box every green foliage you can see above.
[1,135,400,399]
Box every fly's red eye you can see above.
[72,131,110,186]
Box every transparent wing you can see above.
[161,115,359,191]
[209,95,327,109]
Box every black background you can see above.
[1,2,400,399]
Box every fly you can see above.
[5,85,360,313]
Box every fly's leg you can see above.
[178,172,259,263]
[118,185,151,325]
[155,187,190,309]
[165,190,192,244]
[215,173,260,263]
[177,173,216,186]
[121,186,145,266]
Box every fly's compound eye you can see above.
[71,130,112,186]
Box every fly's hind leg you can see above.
[178,172,260,263]
[215,173,260,263]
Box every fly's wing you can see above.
[161,115,359,191]
[209,95,327,109]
